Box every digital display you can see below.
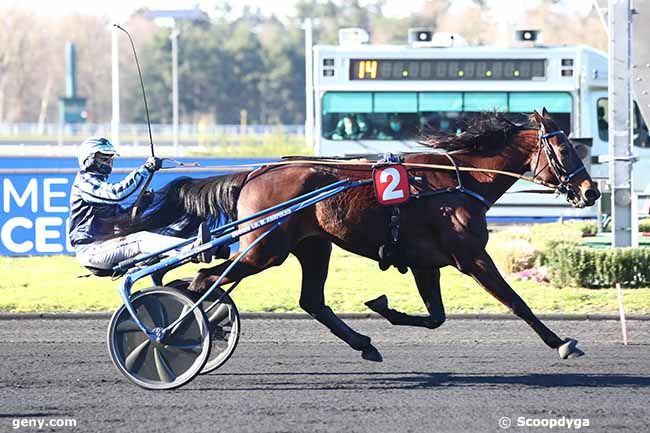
[350,59,546,81]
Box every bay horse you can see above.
[160,109,600,362]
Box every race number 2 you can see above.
[373,164,410,206]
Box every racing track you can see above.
[1,317,649,433]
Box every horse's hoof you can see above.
[365,295,388,313]
[361,344,383,362]
[397,266,408,274]
[423,316,445,330]
[558,338,585,359]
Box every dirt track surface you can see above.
[1,318,649,433]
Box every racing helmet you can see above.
[78,137,119,173]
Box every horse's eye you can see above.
[559,147,570,158]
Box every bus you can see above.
[307,29,650,220]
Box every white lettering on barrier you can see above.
[35,217,64,253]
[1,217,34,253]
[1,217,73,254]
[3,178,37,212]
[1,177,74,254]
[44,178,69,212]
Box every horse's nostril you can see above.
[584,188,600,201]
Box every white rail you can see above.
[0,123,306,138]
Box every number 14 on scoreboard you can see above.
[357,60,378,79]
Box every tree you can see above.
[0,2,610,125]
[0,8,62,123]
[258,17,306,123]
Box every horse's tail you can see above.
[171,171,250,222]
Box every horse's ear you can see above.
[532,110,544,125]
[542,107,550,117]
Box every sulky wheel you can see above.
[107,287,211,390]
[167,278,241,374]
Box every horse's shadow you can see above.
[189,371,650,392]
[373,372,650,390]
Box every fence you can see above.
[0,123,308,155]
[0,123,305,141]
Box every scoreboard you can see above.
[350,58,547,81]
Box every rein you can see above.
[162,157,559,190]
[160,125,585,204]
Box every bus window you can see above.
[507,91,572,132]
[322,92,419,140]
[321,91,573,140]
[322,92,370,140]
[596,98,650,147]
[465,92,507,111]
[418,111,463,135]
[597,98,608,141]
[633,104,650,147]
[325,112,419,140]
[419,91,572,135]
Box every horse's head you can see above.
[527,108,600,208]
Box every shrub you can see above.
[579,222,599,236]
[487,235,540,275]
[640,218,650,233]
[487,222,592,275]
[489,222,650,287]
[545,242,650,288]
[582,218,650,234]
[488,221,585,273]
[528,221,587,251]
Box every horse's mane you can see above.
[421,112,532,155]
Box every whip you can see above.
[114,24,156,220]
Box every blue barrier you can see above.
[0,157,272,256]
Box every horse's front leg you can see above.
[365,267,446,330]
[461,249,584,359]
[293,237,382,362]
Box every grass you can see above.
[1,247,649,314]
[188,133,311,157]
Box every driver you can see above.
[68,136,218,273]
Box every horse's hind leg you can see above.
[365,267,446,329]
[188,230,291,293]
[462,249,584,359]
[293,238,382,362]
[188,259,260,293]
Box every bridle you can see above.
[530,126,587,206]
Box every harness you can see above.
[367,127,586,273]
[371,151,492,273]
[154,126,584,273]
[371,153,411,273]
[409,150,492,208]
